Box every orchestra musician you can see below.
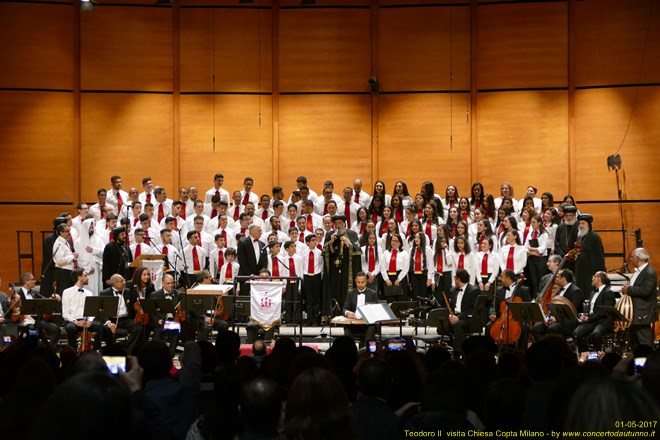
[531,269,584,342]
[342,272,379,345]
[622,248,658,348]
[573,271,616,352]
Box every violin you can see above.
[79,323,94,353]
[174,301,186,322]
[489,274,525,345]
[134,299,150,325]
[8,284,25,323]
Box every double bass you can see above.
[490,275,525,345]
[539,244,582,316]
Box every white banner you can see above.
[249,281,284,330]
[143,260,164,291]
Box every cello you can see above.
[490,275,524,345]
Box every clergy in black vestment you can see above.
[574,214,606,297]
[322,215,362,319]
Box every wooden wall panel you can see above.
[476,2,567,90]
[279,8,371,92]
[0,206,71,283]
[378,93,472,194]
[475,91,569,199]
[80,7,173,91]
[573,87,660,201]
[0,4,73,90]
[80,93,174,201]
[378,6,470,92]
[180,8,272,92]
[0,91,74,202]
[574,0,660,87]
[577,202,659,272]
[180,94,273,196]
[278,95,372,196]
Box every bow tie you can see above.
[78,288,84,292]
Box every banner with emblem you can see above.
[143,260,164,291]
[249,281,284,330]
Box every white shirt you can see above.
[630,263,648,286]
[62,285,94,321]
[302,247,323,275]
[589,286,604,314]
[205,187,230,204]
[455,287,465,314]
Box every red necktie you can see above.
[415,249,422,273]
[406,223,412,237]
[133,218,139,226]
[158,204,164,223]
[506,247,515,271]
[173,220,178,231]
[388,250,398,273]
[100,205,105,219]
[218,250,225,272]
[481,253,489,276]
[323,203,328,215]
[354,192,360,203]
[299,232,304,243]
[462,212,468,222]
[436,251,444,272]
[451,223,457,238]
[308,251,315,275]
[532,230,539,240]
[475,200,481,208]
[417,209,423,219]
[221,230,227,242]
[146,193,151,203]
[290,220,296,229]
[371,212,379,223]
[360,223,366,234]
[344,203,351,222]
[233,207,240,221]
[368,247,375,272]
[449,200,455,208]
[272,256,279,276]
[395,210,403,223]
[211,208,218,219]
[192,247,201,271]
[162,245,168,256]
[380,222,388,235]
[262,210,268,220]
[144,235,151,245]
[498,223,505,235]
[226,263,232,280]
[215,190,220,197]
[289,257,296,277]
[523,223,531,243]
[242,193,249,205]
[241,227,247,235]
[458,253,464,270]
[181,203,186,218]
[316,244,322,251]
[135,245,141,259]
[425,220,432,242]
[478,234,485,246]
[306,215,313,232]
[116,192,123,213]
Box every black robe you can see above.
[322,228,362,317]
[574,230,606,297]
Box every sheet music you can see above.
[357,303,397,324]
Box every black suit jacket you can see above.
[99,287,136,320]
[558,283,584,314]
[449,283,480,320]
[342,287,379,316]
[237,237,267,276]
[585,286,616,328]
[17,288,46,302]
[627,264,658,324]
[151,288,184,323]
[491,283,532,317]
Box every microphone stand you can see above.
[177,229,190,289]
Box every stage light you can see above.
[80,0,97,11]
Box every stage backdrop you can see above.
[1,0,658,281]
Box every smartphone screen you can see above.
[103,356,126,375]
[163,320,181,333]
[368,340,377,354]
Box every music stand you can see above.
[390,301,418,337]
[83,296,119,321]
[185,295,215,317]
[20,299,61,316]
[595,306,630,323]
[139,298,175,318]
[508,302,545,325]
[222,296,251,330]
[472,294,489,325]
[547,303,579,324]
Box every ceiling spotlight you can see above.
[80,0,97,11]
